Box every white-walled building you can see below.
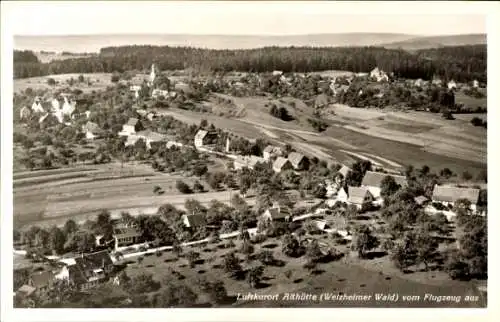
[361,171,408,199]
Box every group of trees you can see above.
[14,45,486,83]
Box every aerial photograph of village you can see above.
[9,6,487,310]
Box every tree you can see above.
[193,180,205,193]
[439,168,453,179]
[111,73,120,83]
[352,225,379,258]
[380,176,401,199]
[193,164,208,177]
[95,210,114,241]
[305,239,324,263]
[390,232,417,271]
[128,273,160,294]
[207,172,225,190]
[155,281,197,308]
[78,74,85,82]
[282,234,302,257]
[414,228,439,271]
[312,184,327,199]
[198,279,227,305]
[186,251,200,268]
[48,226,66,255]
[462,171,473,181]
[246,265,264,288]
[176,180,192,194]
[445,252,471,280]
[240,240,255,257]
[172,240,183,258]
[223,252,242,278]
[257,250,275,266]
[47,78,56,86]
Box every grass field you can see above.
[14,73,113,94]
[455,91,487,110]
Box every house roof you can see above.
[347,186,372,205]
[235,155,266,168]
[338,165,351,178]
[30,271,54,288]
[17,285,36,297]
[113,226,141,239]
[195,130,217,141]
[84,121,100,133]
[73,250,113,275]
[273,157,291,171]
[414,196,429,205]
[263,145,282,154]
[432,185,480,204]
[263,206,291,220]
[136,130,167,142]
[288,152,306,168]
[126,118,140,126]
[183,214,207,228]
[361,171,407,188]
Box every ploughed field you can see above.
[155,94,486,175]
[13,163,253,229]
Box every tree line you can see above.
[14,45,486,83]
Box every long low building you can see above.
[233,155,267,170]
[431,185,481,212]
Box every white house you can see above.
[361,171,408,199]
[152,89,169,99]
[31,98,45,113]
[414,79,424,88]
[272,70,283,76]
[447,80,457,90]
[233,155,266,170]
[194,130,218,148]
[431,185,481,212]
[336,186,374,209]
[263,145,283,161]
[130,85,141,99]
[473,80,479,88]
[370,67,389,82]
[82,121,103,140]
[120,118,143,136]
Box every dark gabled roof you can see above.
[113,226,141,239]
[361,171,407,188]
[30,271,54,288]
[74,250,113,273]
[432,185,480,204]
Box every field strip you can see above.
[13,167,96,181]
[343,125,429,147]
[360,152,402,168]
[339,150,383,167]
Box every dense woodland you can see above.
[14,45,486,83]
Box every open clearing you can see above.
[14,73,113,94]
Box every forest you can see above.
[14,45,486,83]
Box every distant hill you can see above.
[381,34,486,50]
[15,33,420,52]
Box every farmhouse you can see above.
[272,70,283,76]
[337,165,351,180]
[361,171,408,199]
[260,205,292,224]
[132,130,168,149]
[25,271,55,297]
[130,85,141,98]
[55,250,114,291]
[272,157,293,173]
[263,145,283,160]
[61,97,76,117]
[120,118,144,136]
[31,97,45,113]
[174,82,192,93]
[414,195,430,206]
[473,79,479,88]
[370,67,389,82]
[447,80,457,90]
[194,130,218,148]
[113,226,142,250]
[414,79,424,87]
[336,186,374,209]
[288,152,310,171]
[82,121,103,140]
[233,155,266,170]
[182,214,207,229]
[431,185,480,212]
[432,77,443,86]
[152,89,169,99]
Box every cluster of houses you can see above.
[20,95,80,125]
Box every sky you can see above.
[3,1,488,36]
